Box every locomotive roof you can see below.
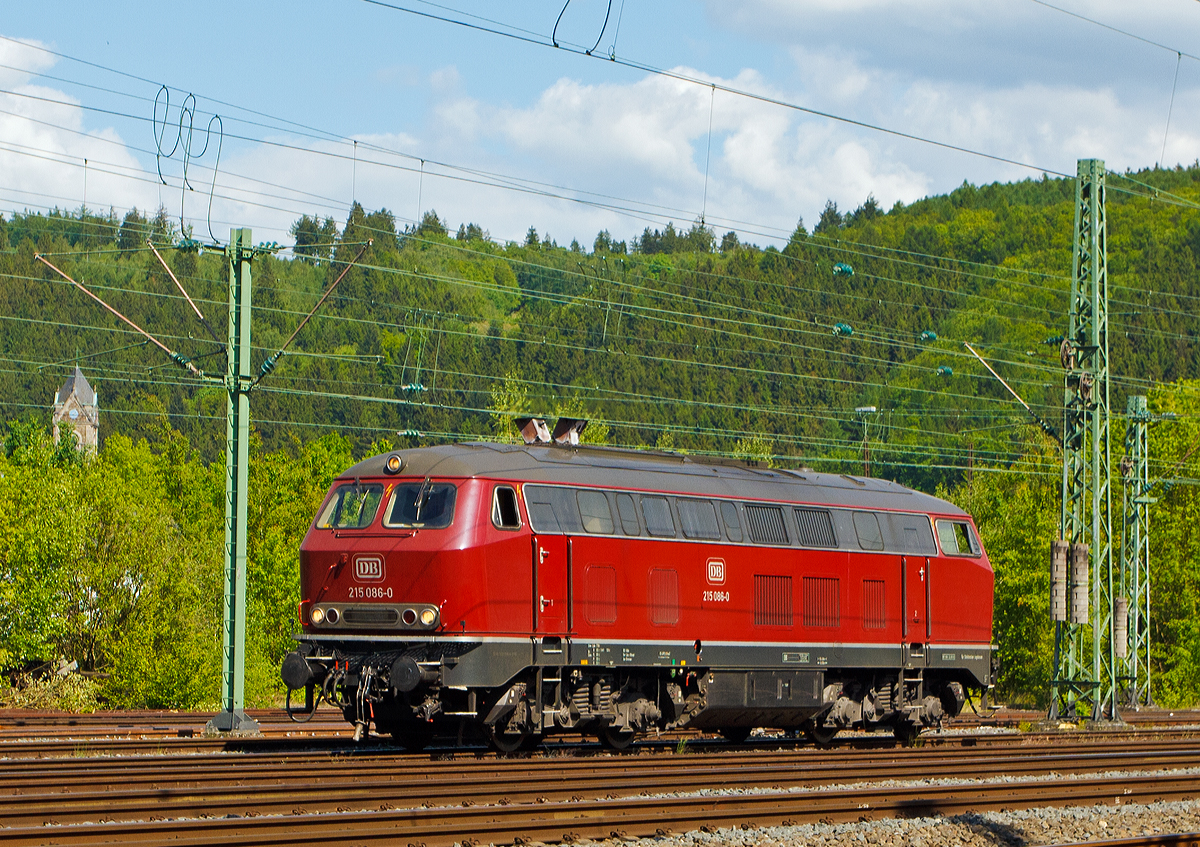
[340,442,967,516]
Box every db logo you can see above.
[706,557,726,585]
[354,555,385,582]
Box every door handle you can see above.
[540,595,553,611]
[539,547,550,564]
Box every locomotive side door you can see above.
[901,555,929,645]
[532,534,570,634]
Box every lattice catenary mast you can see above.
[1050,158,1117,722]
[1117,396,1154,709]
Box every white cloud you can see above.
[495,72,713,183]
[0,40,157,222]
[429,65,461,94]
[0,37,54,87]
[3,5,1199,253]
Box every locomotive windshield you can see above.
[316,482,385,529]
[383,480,457,528]
[935,519,981,557]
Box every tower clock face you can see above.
[68,409,79,420]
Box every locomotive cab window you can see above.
[936,519,981,557]
[383,480,458,529]
[641,496,676,537]
[852,511,885,551]
[316,483,385,529]
[678,499,720,540]
[720,501,743,542]
[578,490,615,534]
[492,486,521,530]
[892,515,936,554]
[616,493,641,536]
[524,485,584,534]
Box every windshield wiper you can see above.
[413,476,432,522]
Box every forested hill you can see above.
[4,165,1200,710]
[2,164,1200,492]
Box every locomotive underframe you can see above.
[284,634,991,748]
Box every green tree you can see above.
[290,214,339,262]
[118,208,148,252]
[814,200,843,234]
[488,369,530,442]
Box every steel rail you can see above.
[2,769,1198,846]
[12,725,1200,761]
[1,723,1198,759]
[2,706,1196,740]
[1,734,1196,784]
[1050,835,1200,847]
[0,707,340,724]
[4,739,1200,828]
[2,706,1196,730]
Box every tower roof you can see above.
[58,366,96,406]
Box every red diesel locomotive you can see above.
[281,419,995,750]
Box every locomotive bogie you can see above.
[284,442,995,748]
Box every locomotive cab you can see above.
[283,438,996,751]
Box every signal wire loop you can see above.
[34,254,207,380]
[552,0,570,47]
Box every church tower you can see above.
[52,366,99,451]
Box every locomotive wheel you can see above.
[804,722,839,746]
[487,725,532,753]
[600,725,636,751]
[718,727,751,744]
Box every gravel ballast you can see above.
[571,799,1200,847]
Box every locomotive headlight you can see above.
[326,607,341,625]
[310,606,326,625]
[419,608,437,627]
[384,453,403,474]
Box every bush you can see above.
[1,666,101,712]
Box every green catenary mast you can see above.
[208,228,259,733]
[1050,159,1117,722]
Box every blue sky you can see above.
[4,1,1200,246]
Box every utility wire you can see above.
[7,185,1190,422]
[3,74,1189,314]
[1161,52,1183,167]
[10,187,1195,388]
[0,259,1070,448]
[358,0,1073,178]
[1025,0,1200,63]
[33,254,205,377]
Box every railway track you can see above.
[3,720,1199,759]
[0,707,347,741]
[949,708,1200,730]
[2,735,1200,842]
[3,706,1196,743]
[1,765,1198,846]
[1056,837,1200,847]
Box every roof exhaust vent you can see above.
[515,417,551,444]
[552,418,588,446]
